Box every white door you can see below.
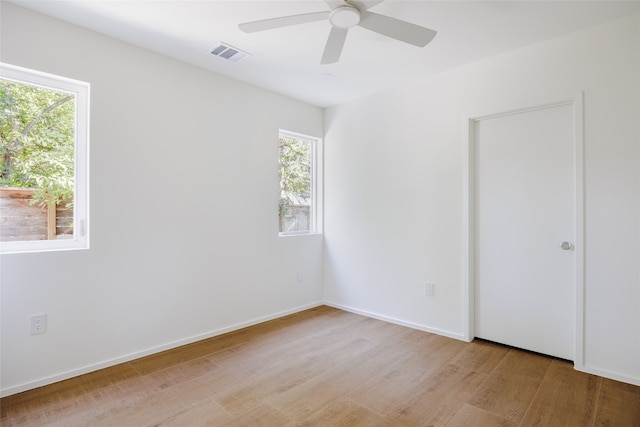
[474,103,575,360]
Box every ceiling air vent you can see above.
[210,42,250,63]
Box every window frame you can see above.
[0,63,90,254]
[278,129,322,237]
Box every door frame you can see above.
[462,93,585,367]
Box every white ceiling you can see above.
[10,0,640,107]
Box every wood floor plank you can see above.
[269,340,410,421]
[405,333,468,359]
[155,398,233,426]
[220,403,292,426]
[520,359,600,426]
[297,398,387,426]
[208,310,367,371]
[129,340,221,376]
[593,377,640,426]
[40,388,98,427]
[347,350,435,415]
[81,362,142,406]
[215,336,378,414]
[451,339,510,375]
[445,404,517,427]
[348,335,468,415]
[85,360,221,425]
[382,363,488,426]
[356,318,415,344]
[0,410,48,427]
[466,349,552,423]
[160,355,219,384]
[94,372,213,427]
[0,384,64,421]
[136,307,333,375]
[90,362,141,384]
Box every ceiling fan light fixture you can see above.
[329,5,360,29]
[238,0,437,64]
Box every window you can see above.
[279,130,321,235]
[0,63,89,253]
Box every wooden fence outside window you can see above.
[0,187,72,241]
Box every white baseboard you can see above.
[574,363,640,387]
[1,301,323,397]
[323,301,466,341]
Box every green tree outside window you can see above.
[0,79,75,208]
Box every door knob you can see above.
[561,241,574,250]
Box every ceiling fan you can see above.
[238,1,436,65]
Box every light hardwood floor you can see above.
[2,306,639,426]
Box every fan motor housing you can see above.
[329,5,360,29]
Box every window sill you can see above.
[279,232,322,238]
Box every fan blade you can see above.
[350,1,385,12]
[324,0,345,8]
[358,11,436,47]
[321,27,348,64]
[239,11,329,33]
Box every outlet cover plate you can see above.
[425,283,435,297]
[31,314,47,335]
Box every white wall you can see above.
[0,3,324,396]
[324,14,640,385]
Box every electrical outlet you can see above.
[425,283,435,297]
[31,314,47,335]
[296,271,304,283]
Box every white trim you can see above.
[572,92,586,370]
[0,301,323,397]
[575,364,640,387]
[462,117,475,342]
[463,94,586,362]
[0,62,90,254]
[279,232,323,238]
[315,134,324,235]
[324,301,466,341]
